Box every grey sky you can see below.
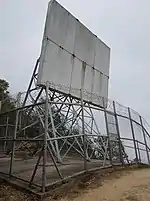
[0,0,150,120]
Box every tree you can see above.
[0,79,15,113]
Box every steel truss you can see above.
[0,59,110,192]
[1,59,150,193]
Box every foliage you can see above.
[0,79,16,113]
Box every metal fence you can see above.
[0,94,150,193]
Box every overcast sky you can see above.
[0,0,150,121]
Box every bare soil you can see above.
[61,167,150,201]
[0,166,150,201]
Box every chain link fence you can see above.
[0,93,150,192]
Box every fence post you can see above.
[4,116,9,152]
[113,101,124,166]
[9,110,19,177]
[139,116,150,164]
[103,98,112,166]
[136,141,141,163]
[128,107,138,164]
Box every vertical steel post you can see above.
[9,110,19,177]
[16,92,22,130]
[0,101,1,113]
[42,84,48,193]
[113,101,124,165]
[4,116,9,152]
[139,116,150,164]
[102,138,109,167]
[128,107,138,164]
[136,141,141,163]
[81,61,87,171]
[103,98,112,166]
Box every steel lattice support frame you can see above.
[0,60,110,192]
[0,60,150,193]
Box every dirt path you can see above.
[61,168,150,201]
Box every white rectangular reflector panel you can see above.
[37,0,110,107]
